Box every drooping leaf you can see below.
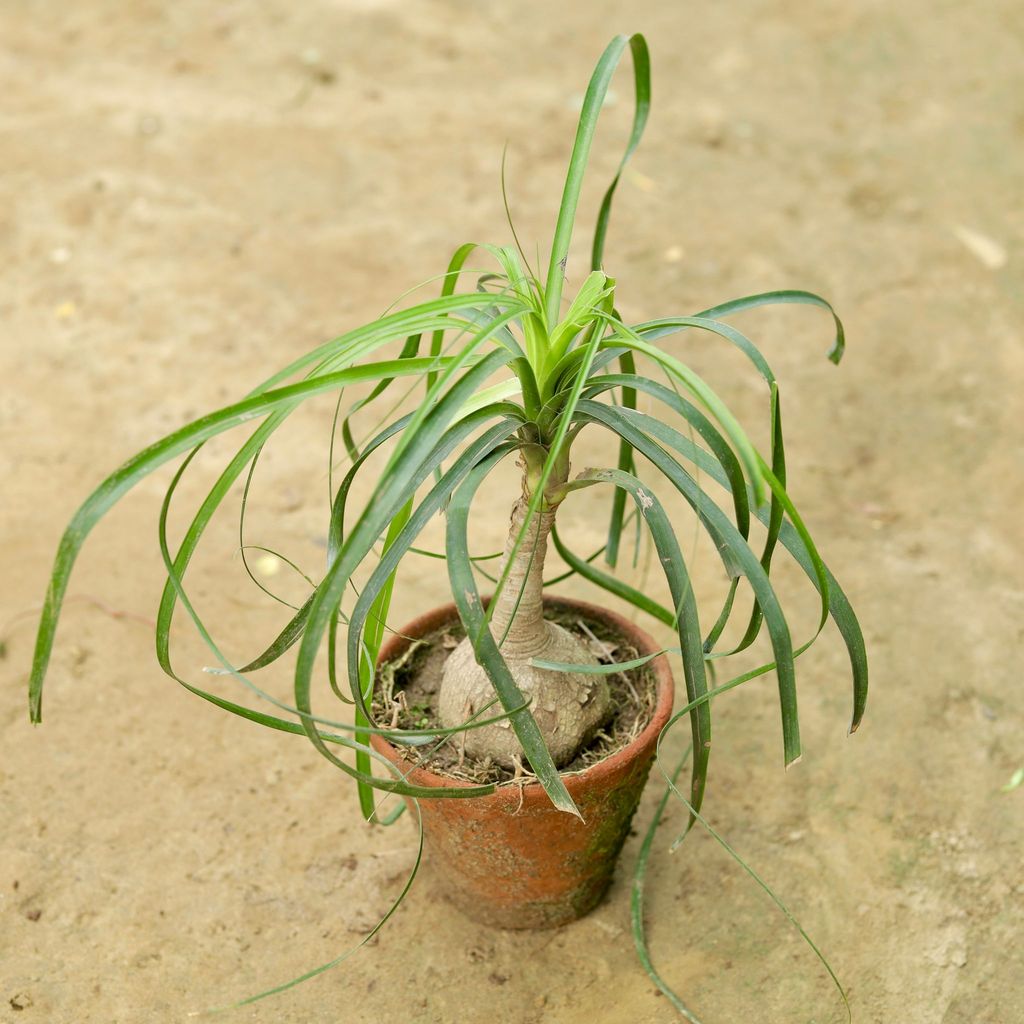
[576,402,802,768]
[566,467,712,816]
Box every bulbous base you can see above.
[437,620,612,769]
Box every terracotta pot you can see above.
[370,596,675,929]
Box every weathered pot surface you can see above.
[370,596,675,929]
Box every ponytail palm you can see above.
[27,34,866,832]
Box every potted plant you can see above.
[26,31,867,1002]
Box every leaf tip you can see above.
[558,806,584,823]
[784,753,803,772]
[545,780,583,819]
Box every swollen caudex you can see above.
[437,498,613,768]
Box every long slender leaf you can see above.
[29,356,472,722]
[340,333,422,461]
[154,449,497,796]
[604,349,638,567]
[386,307,524,471]
[544,34,643,326]
[576,402,802,767]
[261,291,527,390]
[658,763,852,1022]
[156,415,290,685]
[581,372,751,539]
[550,524,675,626]
[445,453,579,817]
[353,498,413,819]
[568,467,711,815]
[591,35,651,272]
[428,243,482,391]
[543,506,638,587]
[596,325,768,505]
[616,401,831,648]
[483,295,609,648]
[236,405,521,687]
[637,314,777,385]
[605,402,865,733]
[692,288,845,365]
[774,517,868,734]
[347,424,523,813]
[729,384,786,654]
[546,270,611,367]
[219,813,425,1010]
[294,347,516,779]
[632,744,703,1023]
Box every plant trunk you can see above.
[438,477,613,769]
[485,497,557,659]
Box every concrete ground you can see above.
[2,3,1022,1022]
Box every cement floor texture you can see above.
[3,3,1022,1022]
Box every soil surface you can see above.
[3,3,1022,1023]
[373,608,656,785]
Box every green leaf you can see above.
[657,761,851,1021]
[485,299,608,648]
[263,291,528,390]
[386,307,524,471]
[547,270,611,365]
[576,402,801,768]
[154,447,496,798]
[445,453,580,817]
[603,349,638,568]
[631,744,703,1023]
[353,498,413,819]
[550,524,676,626]
[636,314,776,385]
[532,647,676,675]
[779,514,867,733]
[347,423,523,805]
[596,324,768,506]
[29,355,466,723]
[340,332,422,461]
[214,414,416,686]
[696,288,846,365]
[568,468,712,817]
[581,373,750,540]
[591,34,651,272]
[214,806,424,1010]
[596,396,865,734]
[293,348,515,781]
[722,384,788,656]
[156,415,291,685]
[544,34,646,327]
[429,245,481,371]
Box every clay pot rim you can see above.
[371,595,675,804]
